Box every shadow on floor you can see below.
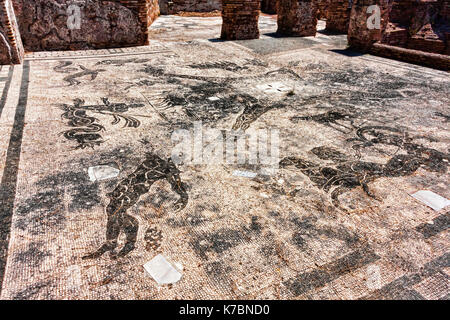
[208,38,225,43]
[317,29,347,36]
[263,32,286,38]
[330,48,366,57]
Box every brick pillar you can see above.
[119,0,160,46]
[221,0,260,40]
[317,0,329,19]
[326,0,353,33]
[347,0,391,51]
[147,0,160,31]
[277,0,318,37]
[261,0,277,13]
[0,0,24,64]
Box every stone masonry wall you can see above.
[0,0,24,64]
[221,0,260,40]
[159,0,221,14]
[12,0,159,52]
[277,0,318,36]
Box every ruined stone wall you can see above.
[382,0,449,54]
[388,0,414,25]
[261,0,277,13]
[221,0,260,40]
[442,0,450,19]
[12,0,159,52]
[277,0,318,36]
[159,0,221,14]
[0,0,24,64]
[440,0,450,53]
[326,0,352,33]
[348,0,449,70]
[407,0,448,54]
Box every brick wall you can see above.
[221,0,260,40]
[326,0,352,33]
[407,0,447,54]
[317,0,330,19]
[0,0,24,64]
[370,42,450,71]
[348,0,449,69]
[12,0,159,52]
[261,0,277,13]
[381,0,448,54]
[388,0,414,26]
[441,0,450,19]
[159,0,221,14]
[277,0,318,36]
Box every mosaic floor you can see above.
[0,16,449,300]
[149,13,282,41]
